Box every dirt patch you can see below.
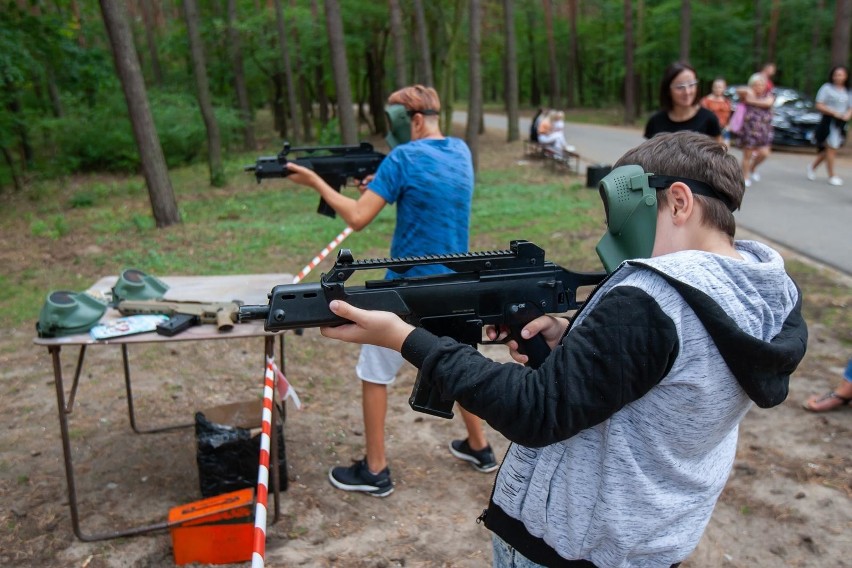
[1,134,850,567]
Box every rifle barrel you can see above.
[238,304,270,322]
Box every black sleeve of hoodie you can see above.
[401,285,679,447]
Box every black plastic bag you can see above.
[195,402,288,498]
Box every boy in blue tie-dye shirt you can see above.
[285,85,497,497]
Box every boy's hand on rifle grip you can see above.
[486,315,568,365]
[356,174,375,194]
[321,300,414,352]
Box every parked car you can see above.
[725,86,822,148]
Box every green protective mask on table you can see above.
[36,290,108,338]
[384,104,412,148]
[595,165,735,273]
[111,268,169,302]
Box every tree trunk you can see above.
[6,89,33,168]
[388,0,407,89]
[679,0,690,63]
[766,0,780,65]
[543,0,559,108]
[832,0,852,67]
[274,0,301,143]
[526,4,540,107]
[312,0,330,126]
[437,0,464,134]
[806,0,826,95]
[412,0,434,86]
[753,1,765,69]
[0,146,22,192]
[46,66,64,118]
[324,0,358,144]
[183,0,224,186]
[272,73,288,139]
[367,34,388,137]
[568,0,585,107]
[226,0,256,150]
[140,0,163,86]
[624,0,636,124]
[466,0,482,173]
[503,0,520,142]
[99,0,180,228]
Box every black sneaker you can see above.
[328,458,394,497]
[449,439,498,473]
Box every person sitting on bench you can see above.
[537,110,576,159]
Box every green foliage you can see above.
[316,118,343,146]
[35,90,243,174]
[0,0,848,190]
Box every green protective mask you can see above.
[595,165,736,273]
[384,104,412,148]
[36,290,108,338]
[595,165,659,274]
[111,268,169,302]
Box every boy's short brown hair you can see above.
[614,132,744,239]
[387,85,441,114]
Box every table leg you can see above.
[49,345,171,541]
[122,343,193,434]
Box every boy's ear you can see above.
[667,182,694,223]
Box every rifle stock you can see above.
[245,142,386,218]
[238,241,606,419]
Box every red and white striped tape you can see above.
[251,358,276,568]
[252,357,300,568]
[292,226,354,284]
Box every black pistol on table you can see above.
[245,141,386,218]
[238,240,605,419]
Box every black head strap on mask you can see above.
[647,175,737,212]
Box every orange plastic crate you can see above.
[168,488,254,565]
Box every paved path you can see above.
[455,111,852,276]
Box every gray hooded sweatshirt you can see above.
[401,240,807,568]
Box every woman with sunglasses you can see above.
[644,62,722,142]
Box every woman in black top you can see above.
[644,62,722,141]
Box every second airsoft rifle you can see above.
[116,300,243,335]
[239,240,606,419]
[245,142,386,218]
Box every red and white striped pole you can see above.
[292,226,354,284]
[251,358,276,568]
[252,358,300,568]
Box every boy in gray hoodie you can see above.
[319,131,808,567]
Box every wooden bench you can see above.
[523,141,580,173]
[524,140,547,158]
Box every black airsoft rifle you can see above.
[238,240,606,419]
[245,141,386,218]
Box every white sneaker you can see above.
[806,165,816,181]
[744,178,752,188]
[751,171,761,182]
[829,176,843,186]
